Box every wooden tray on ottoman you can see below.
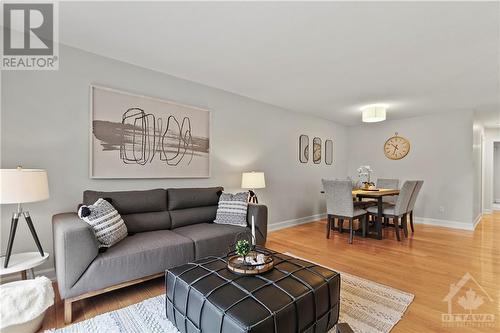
[226,251,274,275]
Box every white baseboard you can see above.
[269,213,479,232]
[413,217,475,231]
[492,203,500,211]
[472,214,482,230]
[268,213,326,232]
[483,209,492,214]
[0,267,56,284]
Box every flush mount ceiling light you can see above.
[361,105,387,123]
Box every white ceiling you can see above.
[59,1,500,125]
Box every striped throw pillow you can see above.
[78,198,128,248]
[214,192,249,227]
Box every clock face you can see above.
[384,135,410,160]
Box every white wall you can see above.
[1,45,348,274]
[347,112,475,227]
[494,143,500,203]
[483,128,500,211]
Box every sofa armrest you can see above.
[52,213,99,299]
[247,204,268,246]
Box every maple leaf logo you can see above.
[458,288,484,313]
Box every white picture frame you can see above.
[90,85,211,179]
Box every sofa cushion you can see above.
[170,206,218,229]
[167,187,223,210]
[214,192,249,227]
[83,189,167,215]
[121,211,171,233]
[77,198,127,248]
[173,223,248,259]
[68,230,194,299]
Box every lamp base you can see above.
[248,190,259,204]
[4,210,45,268]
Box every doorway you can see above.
[493,142,500,210]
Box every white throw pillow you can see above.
[214,192,249,227]
[78,198,128,248]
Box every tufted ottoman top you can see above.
[166,250,340,333]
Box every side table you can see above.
[0,252,49,280]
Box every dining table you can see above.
[352,188,400,239]
[320,188,400,240]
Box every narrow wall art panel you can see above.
[325,139,333,165]
[299,135,309,163]
[313,137,322,164]
[90,85,210,178]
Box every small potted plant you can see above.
[235,239,251,264]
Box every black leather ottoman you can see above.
[165,250,340,333]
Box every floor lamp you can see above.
[241,171,266,203]
[1,167,49,268]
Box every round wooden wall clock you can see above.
[384,132,410,160]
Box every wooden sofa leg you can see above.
[64,299,73,324]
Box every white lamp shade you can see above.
[0,169,49,204]
[362,105,387,123]
[241,172,266,189]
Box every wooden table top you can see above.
[352,188,400,198]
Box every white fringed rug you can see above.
[49,255,413,333]
[284,253,414,333]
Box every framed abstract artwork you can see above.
[313,137,322,164]
[299,135,309,163]
[90,85,210,178]
[325,139,333,165]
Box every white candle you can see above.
[251,215,256,245]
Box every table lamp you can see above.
[241,171,266,203]
[1,167,49,268]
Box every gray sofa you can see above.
[52,187,268,323]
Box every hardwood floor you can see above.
[41,212,500,332]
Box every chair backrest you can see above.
[376,178,399,189]
[394,181,417,215]
[407,180,424,212]
[322,179,354,217]
[377,178,399,203]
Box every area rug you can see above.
[284,252,414,333]
[49,255,413,333]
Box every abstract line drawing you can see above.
[299,135,309,163]
[91,86,210,179]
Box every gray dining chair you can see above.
[366,180,417,241]
[406,180,424,233]
[322,179,367,244]
[377,178,399,203]
[357,178,399,208]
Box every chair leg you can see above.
[348,218,353,244]
[339,219,344,233]
[402,214,409,238]
[326,215,331,239]
[384,217,388,227]
[361,215,366,238]
[394,217,401,241]
[410,211,415,233]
